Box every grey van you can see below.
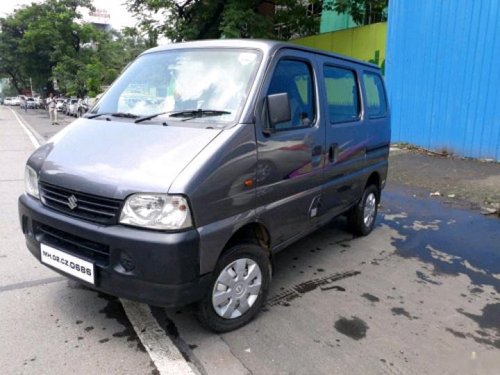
[19,40,390,332]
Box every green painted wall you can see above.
[293,22,387,74]
[320,2,357,33]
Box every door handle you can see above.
[328,143,339,163]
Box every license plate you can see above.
[40,243,95,284]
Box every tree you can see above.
[329,0,388,25]
[126,0,324,42]
[0,0,149,96]
[0,0,94,94]
[52,27,149,96]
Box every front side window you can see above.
[267,59,315,130]
[323,66,360,123]
[363,72,387,118]
[92,48,261,124]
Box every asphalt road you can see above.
[1,107,499,375]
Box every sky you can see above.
[0,0,138,30]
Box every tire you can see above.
[347,184,379,236]
[196,243,271,332]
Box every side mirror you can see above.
[267,92,291,130]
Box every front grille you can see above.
[36,223,110,265]
[39,182,122,224]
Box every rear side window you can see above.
[323,66,360,123]
[363,72,387,118]
[267,59,315,130]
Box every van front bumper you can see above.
[18,194,211,308]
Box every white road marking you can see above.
[121,299,198,375]
[10,107,196,375]
[9,108,42,147]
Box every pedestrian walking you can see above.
[47,93,58,125]
[22,96,28,112]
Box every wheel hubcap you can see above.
[212,258,262,319]
[363,192,377,227]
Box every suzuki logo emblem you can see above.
[68,195,78,210]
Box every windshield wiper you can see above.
[134,109,231,124]
[134,111,171,124]
[170,109,231,120]
[85,112,140,119]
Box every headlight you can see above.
[25,165,40,199]
[119,194,193,230]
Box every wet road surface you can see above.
[171,183,500,375]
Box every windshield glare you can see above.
[92,48,261,123]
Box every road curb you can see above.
[122,300,200,375]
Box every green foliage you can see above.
[0,0,149,97]
[274,0,323,41]
[126,0,323,42]
[220,0,273,39]
[328,0,388,25]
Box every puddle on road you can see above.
[445,327,500,349]
[415,270,442,285]
[378,186,500,349]
[458,303,500,336]
[334,316,368,340]
[361,293,380,303]
[391,307,418,320]
[380,188,500,293]
[97,293,146,352]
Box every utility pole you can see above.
[29,77,33,96]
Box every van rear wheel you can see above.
[196,243,271,332]
[347,184,379,236]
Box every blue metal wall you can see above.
[385,0,500,160]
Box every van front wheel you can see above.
[196,244,271,332]
[347,184,379,236]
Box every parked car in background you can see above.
[76,97,94,117]
[26,97,36,109]
[55,99,65,112]
[7,97,17,106]
[3,97,11,105]
[12,97,21,106]
[67,98,78,116]
[34,96,43,109]
[61,98,70,114]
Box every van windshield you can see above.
[91,48,262,124]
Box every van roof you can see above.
[142,39,379,70]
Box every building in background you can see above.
[294,0,499,160]
[81,7,111,31]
